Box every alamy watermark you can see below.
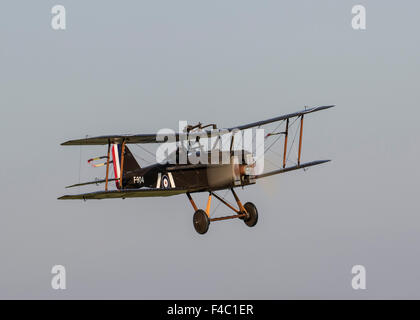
[51,5,66,30]
[351,265,367,290]
[154,121,265,175]
[51,265,66,290]
[352,5,366,30]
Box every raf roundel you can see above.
[161,175,170,189]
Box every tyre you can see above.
[193,209,210,234]
[243,202,258,227]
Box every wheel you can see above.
[243,202,258,227]
[193,209,210,234]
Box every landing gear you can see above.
[187,189,258,234]
[243,202,258,227]
[193,209,210,234]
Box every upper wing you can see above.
[228,105,334,131]
[58,187,196,200]
[61,105,334,146]
[61,131,226,146]
[61,134,179,146]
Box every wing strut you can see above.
[105,141,111,191]
[298,115,304,165]
[282,118,289,168]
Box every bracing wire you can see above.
[286,118,301,164]
[254,117,299,165]
[210,190,233,218]
[131,150,153,165]
[257,116,301,170]
[133,144,156,159]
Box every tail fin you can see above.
[111,144,141,189]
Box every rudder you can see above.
[111,144,141,189]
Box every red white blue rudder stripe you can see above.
[111,143,121,189]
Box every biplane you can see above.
[59,105,334,234]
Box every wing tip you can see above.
[58,195,84,200]
[312,159,332,166]
[315,104,335,110]
[321,159,332,163]
[61,141,74,146]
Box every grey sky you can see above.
[0,0,419,298]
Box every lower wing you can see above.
[254,160,331,179]
[58,188,195,200]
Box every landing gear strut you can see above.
[187,189,258,235]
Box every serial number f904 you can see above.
[211,304,253,315]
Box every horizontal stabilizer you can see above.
[254,160,331,179]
